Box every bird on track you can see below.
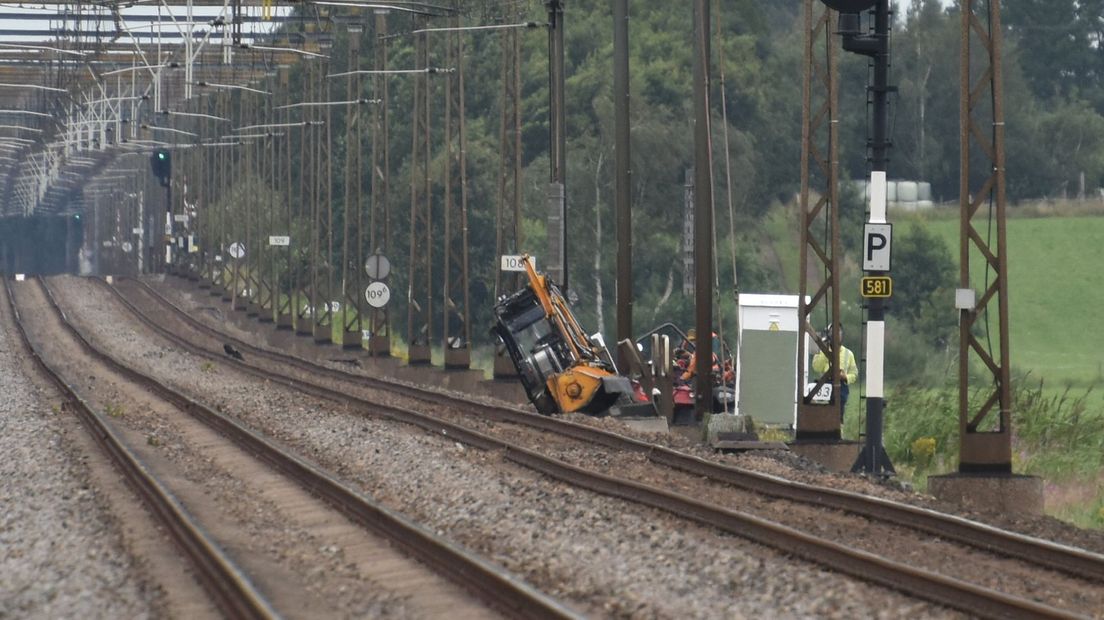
[223,343,244,361]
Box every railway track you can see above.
[124,277,1104,583]
[15,276,580,620]
[3,278,278,620]
[92,275,1102,620]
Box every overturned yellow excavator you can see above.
[492,256,656,419]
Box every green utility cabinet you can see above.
[735,294,808,428]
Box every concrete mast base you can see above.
[787,439,861,473]
[928,472,1044,516]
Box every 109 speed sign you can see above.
[365,281,391,308]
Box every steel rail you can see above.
[103,277,1087,620]
[37,277,580,620]
[2,278,280,620]
[122,276,1104,584]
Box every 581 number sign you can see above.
[861,276,893,298]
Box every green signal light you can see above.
[158,153,167,160]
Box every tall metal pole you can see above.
[443,13,471,370]
[278,66,296,330]
[313,42,336,344]
[232,91,249,310]
[298,61,317,336]
[344,24,364,349]
[492,8,523,379]
[368,12,392,356]
[613,0,632,365]
[852,0,896,472]
[546,0,567,290]
[261,75,278,319]
[309,57,322,333]
[844,0,894,475]
[407,18,433,365]
[957,0,1012,472]
[264,73,279,323]
[796,0,843,441]
[242,98,257,315]
[692,0,714,421]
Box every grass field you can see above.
[906,209,1104,389]
[758,202,1104,527]
[893,207,1104,527]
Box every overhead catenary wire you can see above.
[161,110,230,122]
[275,98,380,109]
[307,2,439,15]
[233,121,323,132]
[192,81,271,95]
[327,67,452,78]
[0,109,52,118]
[223,133,285,139]
[0,42,89,56]
[241,44,329,59]
[141,124,197,137]
[411,21,544,34]
[0,82,68,92]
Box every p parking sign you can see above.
[862,223,892,271]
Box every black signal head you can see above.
[820,0,877,12]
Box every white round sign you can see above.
[228,242,246,259]
[364,253,391,280]
[365,281,391,308]
[121,241,133,253]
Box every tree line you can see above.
[240,0,1100,371]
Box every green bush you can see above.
[883,377,1104,526]
[1013,379,1104,481]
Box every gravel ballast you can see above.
[0,283,159,619]
[150,274,1104,559]
[17,278,485,619]
[47,275,968,618]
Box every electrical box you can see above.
[734,294,808,428]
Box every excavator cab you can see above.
[492,256,657,420]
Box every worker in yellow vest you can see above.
[812,326,858,421]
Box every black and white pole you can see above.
[846,0,894,475]
[856,171,894,475]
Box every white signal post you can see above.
[856,169,894,474]
[865,173,888,404]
